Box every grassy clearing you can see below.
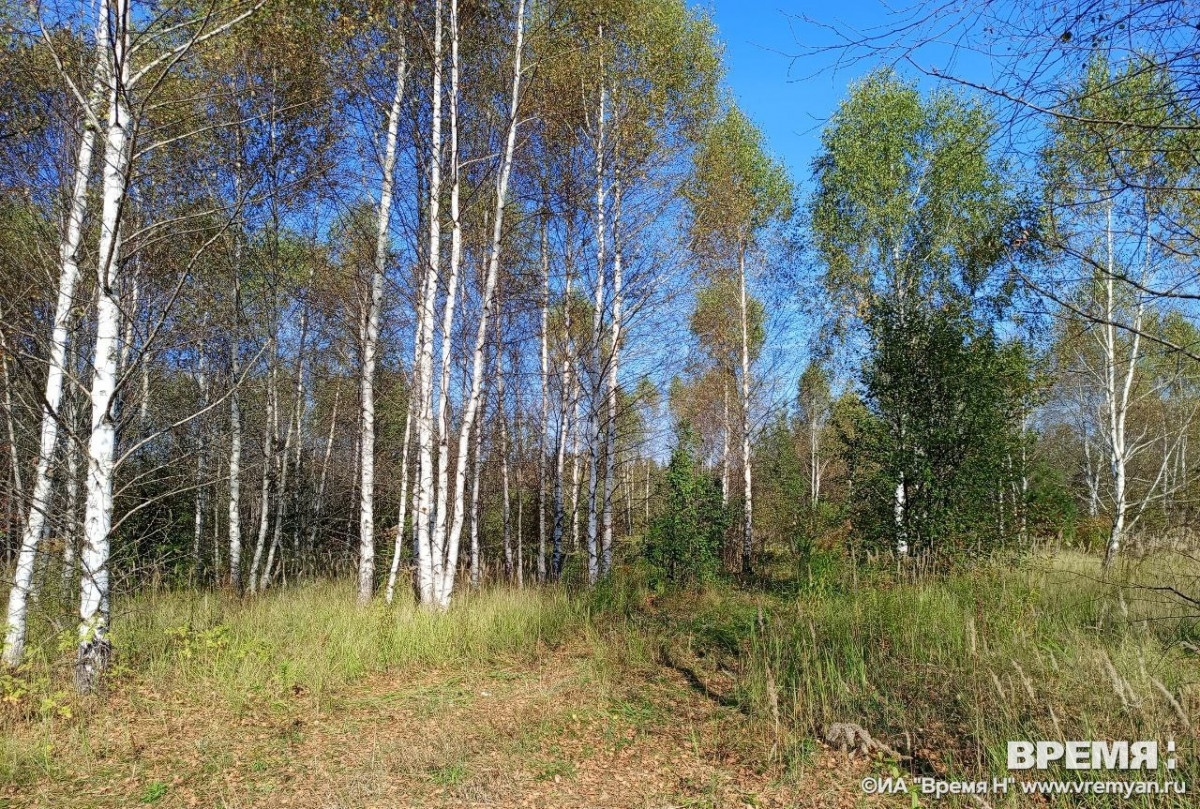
[1,581,584,790]
[636,550,1200,805]
[4,552,1199,806]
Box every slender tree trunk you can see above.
[537,213,550,582]
[551,264,574,579]
[3,11,104,665]
[514,368,524,588]
[430,1,461,597]
[721,383,730,505]
[307,385,339,560]
[499,340,513,580]
[192,345,209,575]
[77,0,131,691]
[468,381,486,588]
[586,37,607,585]
[601,169,622,576]
[249,356,277,592]
[358,40,407,605]
[1102,203,1142,569]
[436,0,527,607]
[737,242,753,576]
[228,243,245,590]
[413,0,444,607]
[385,407,413,604]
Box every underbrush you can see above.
[643,550,1200,805]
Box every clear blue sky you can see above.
[692,1,996,192]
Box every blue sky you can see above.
[692,1,997,192]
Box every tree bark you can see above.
[3,9,104,665]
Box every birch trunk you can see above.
[537,214,550,582]
[228,242,245,589]
[248,357,277,592]
[77,0,131,691]
[468,385,485,588]
[3,10,104,665]
[192,345,209,574]
[359,41,407,605]
[550,266,574,578]
[499,339,513,579]
[384,408,413,603]
[1102,203,1142,569]
[307,385,339,559]
[430,0,462,593]
[586,40,607,585]
[413,0,444,607]
[600,170,622,576]
[261,302,308,591]
[737,243,753,575]
[435,0,527,607]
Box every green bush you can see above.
[644,425,731,586]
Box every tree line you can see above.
[3,0,1200,695]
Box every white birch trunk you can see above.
[248,358,277,592]
[77,0,131,691]
[413,0,444,607]
[1102,203,1142,569]
[3,11,104,665]
[551,268,574,578]
[586,41,607,585]
[435,0,526,607]
[429,0,462,594]
[384,407,413,604]
[737,244,754,575]
[600,170,622,576]
[537,214,550,581]
[499,345,513,579]
[359,42,407,605]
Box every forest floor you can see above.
[6,551,1198,808]
[5,634,889,809]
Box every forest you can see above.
[2,0,1200,807]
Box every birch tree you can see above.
[687,109,791,575]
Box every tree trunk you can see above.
[537,212,550,582]
[3,10,104,665]
[435,0,527,607]
[586,36,607,585]
[385,407,413,604]
[737,243,754,576]
[77,0,131,691]
[359,40,407,605]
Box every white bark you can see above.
[384,407,413,604]
[429,0,462,595]
[307,385,339,556]
[600,170,622,576]
[77,0,131,691]
[248,356,277,592]
[721,384,730,505]
[468,380,486,588]
[3,11,104,665]
[192,343,209,573]
[359,41,407,605]
[435,0,526,607]
[1101,203,1142,568]
[499,343,513,578]
[537,214,550,582]
[737,244,753,574]
[586,40,607,585]
[413,0,444,607]
[551,265,574,578]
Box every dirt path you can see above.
[8,643,886,809]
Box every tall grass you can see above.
[5,579,583,711]
[662,551,1200,803]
